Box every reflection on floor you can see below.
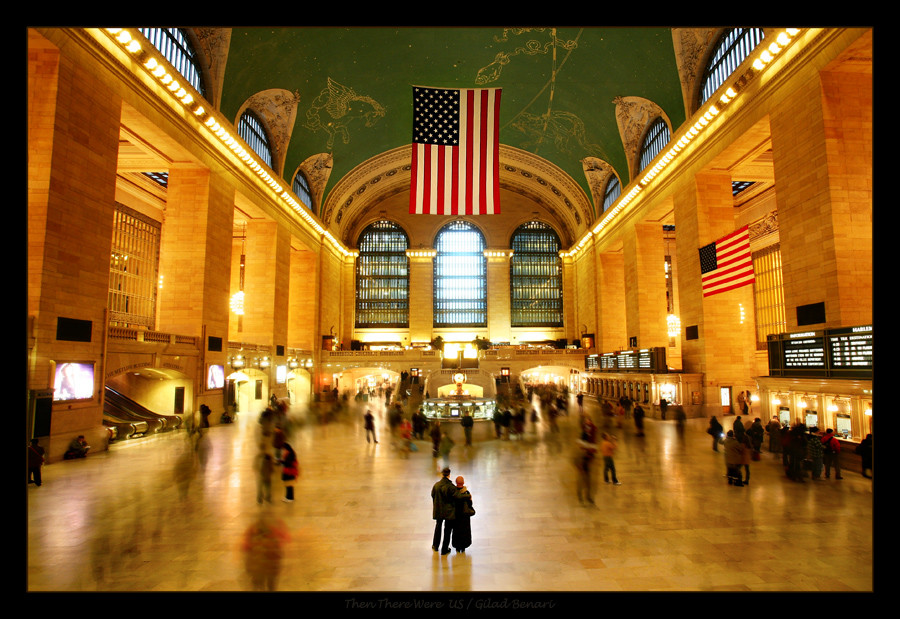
[26,395,874,594]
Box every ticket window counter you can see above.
[777,407,791,427]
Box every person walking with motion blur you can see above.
[600,433,621,485]
[364,408,378,444]
[574,437,597,504]
[708,416,724,452]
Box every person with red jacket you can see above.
[279,443,299,502]
[821,429,843,480]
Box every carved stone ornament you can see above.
[612,96,671,180]
[241,89,301,176]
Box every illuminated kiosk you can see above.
[421,369,497,421]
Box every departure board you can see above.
[584,348,667,373]
[767,325,872,378]
[827,325,873,370]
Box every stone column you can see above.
[674,171,757,417]
[595,251,627,353]
[407,250,435,344]
[623,222,668,349]
[770,60,872,329]
[485,249,512,343]
[27,30,122,451]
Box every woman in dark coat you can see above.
[451,476,474,553]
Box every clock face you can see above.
[453,373,466,384]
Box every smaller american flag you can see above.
[698,226,755,297]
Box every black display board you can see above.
[767,325,872,378]
[585,347,667,373]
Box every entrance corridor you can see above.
[26,396,875,596]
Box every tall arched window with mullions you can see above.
[434,221,487,328]
[238,110,273,169]
[510,221,563,327]
[355,221,409,328]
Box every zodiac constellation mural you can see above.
[303,77,386,150]
[477,28,608,162]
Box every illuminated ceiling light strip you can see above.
[100,28,351,257]
[570,27,802,257]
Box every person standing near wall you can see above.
[28,439,45,487]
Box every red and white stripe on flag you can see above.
[698,225,755,297]
[409,86,501,215]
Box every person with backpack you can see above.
[821,429,843,480]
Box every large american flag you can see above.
[410,86,501,215]
[698,226,755,297]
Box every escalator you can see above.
[103,386,183,441]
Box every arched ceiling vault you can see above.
[216,27,690,242]
[322,145,593,248]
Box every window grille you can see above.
[510,222,563,327]
[434,221,487,327]
[638,118,670,174]
[238,110,273,169]
[293,172,314,211]
[699,28,765,105]
[138,28,205,97]
[108,204,161,328]
[752,244,786,348]
[602,175,621,211]
[355,221,409,328]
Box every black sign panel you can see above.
[584,348,667,373]
[827,326,873,371]
[767,325,872,378]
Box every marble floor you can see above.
[26,395,876,598]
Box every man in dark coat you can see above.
[431,467,462,555]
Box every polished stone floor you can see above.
[26,394,875,597]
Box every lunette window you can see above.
[238,110,273,169]
[638,117,671,174]
[138,28,206,97]
[699,28,765,106]
[293,172,314,212]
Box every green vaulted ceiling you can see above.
[219,27,686,216]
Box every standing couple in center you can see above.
[431,467,475,555]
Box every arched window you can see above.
[638,117,670,174]
[699,28,765,106]
[238,110,273,169]
[356,221,409,328]
[602,175,621,212]
[510,222,563,328]
[138,28,206,97]
[293,171,314,212]
[434,221,486,327]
